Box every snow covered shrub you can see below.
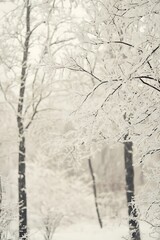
[0,206,17,240]
[42,211,63,240]
[98,191,127,220]
[138,158,160,239]
[27,163,96,232]
[0,179,18,240]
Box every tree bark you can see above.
[124,141,141,240]
[18,135,27,240]
[17,1,31,239]
[88,158,103,228]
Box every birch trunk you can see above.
[17,1,31,239]
[124,141,141,240]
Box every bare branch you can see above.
[50,37,75,46]
[135,108,157,125]
[25,88,53,130]
[69,58,103,83]
[0,81,16,114]
[139,77,160,92]
[140,148,160,163]
[101,83,122,109]
[82,81,108,105]
[131,44,160,76]
[134,76,157,81]
[29,21,45,36]
[139,218,160,228]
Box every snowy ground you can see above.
[29,220,153,240]
[54,222,152,240]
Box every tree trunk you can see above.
[88,158,103,228]
[17,1,31,239]
[124,141,141,240]
[18,135,27,240]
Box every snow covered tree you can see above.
[0,0,76,239]
[17,2,30,238]
[61,0,160,238]
[0,0,159,239]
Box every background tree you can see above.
[88,158,103,228]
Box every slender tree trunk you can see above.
[18,135,27,240]
[17,1,31,239]
[124,141,141,240]
[88,158,103,228]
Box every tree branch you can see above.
[139,77,160,92]
[101,83,122,109]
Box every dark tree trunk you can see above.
[17,1,31,239]
[88,158,103,228]
[18,135,27,240]
[124,141,141,240]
